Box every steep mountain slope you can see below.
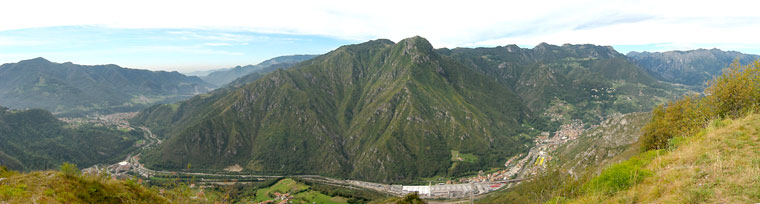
[133,37,541,182]
[201,55,317,86]
[553,112,649,177]
[0,106,142,171]
[628,49,759,86]
[440,44,689,125]
[0,58,214,116]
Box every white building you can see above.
[402,185,431,196]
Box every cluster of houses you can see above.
[59,112,137,130]
[555,119,585,140]
[257,192,293,204]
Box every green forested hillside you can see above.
[133,36,542,182]
[440,44,690,126]
[0,106,141,171]
[0,58,215,116]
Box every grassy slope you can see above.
[0,171,170,204]
[565,114,760,203]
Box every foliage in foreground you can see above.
[0,167,168,203]
[641,60,760,150]
[0,163,227,204]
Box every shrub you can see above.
[60,162,80,177]
[641,95,708,150]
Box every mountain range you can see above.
[131,37,693,182]
[0,58,215,116]
[200,55,317,86]
[440,43,690,126]
[628,48,760,86]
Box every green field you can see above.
[451,150,478,163]
[251,178,347,204]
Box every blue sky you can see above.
[2,0,759,72]
[0,27,355,73]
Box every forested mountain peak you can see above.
[133,36,538,182]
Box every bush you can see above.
[60,162,80,177]
[705,60,760,118]
[640,95,708,150]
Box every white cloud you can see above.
[2,0,760,49]
[202,42,233,46]
[122,45,245,56]
[0,36,49,46]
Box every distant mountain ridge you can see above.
[627,48,760,86]
[201,55,318,86]
[439,43,689,126]
[183,68,231,77]
[0,58,215,116]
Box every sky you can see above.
[1,0,759,73]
